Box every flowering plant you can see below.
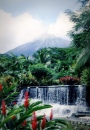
[0,84,71,130]
[60,76,80,85]
[0,84,3,91]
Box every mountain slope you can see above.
[6,35,70,56]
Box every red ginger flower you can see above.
[31,111,38,130]
[41,114,46,130]
[25,91,29,98]
[1,100,6,115]
[33,111,37,122]
[0,84,2,91]
[50,109,53,120]
[24,91,29,108]
[21,120,27,127]
[31,120,38,130]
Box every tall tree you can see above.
[66,0,90,69]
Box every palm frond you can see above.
[76,45,90,69]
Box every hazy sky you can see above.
[0,0,80,53]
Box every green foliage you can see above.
[30,64,53,85]
[0,54,32,77]
[45,119,72,130]
[66,1,90,69]
[75,45,90,70]
[71,122,90,130]
[0,75,17,87]
[33,48,50,65]
[18,71,39,87]
[0,46,79,86]
[0,82,18,106]
[0,84,70,130]
[81,68,90,85]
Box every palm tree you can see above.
[66,0,90,69]
[33,48,50,65]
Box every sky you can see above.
[0,0,81,53]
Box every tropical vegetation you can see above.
[66,0,90,80]
[0,84,71,130]
[0,0,90,129]
[0,46,80,87]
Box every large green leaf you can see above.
[14,104,52,128]
[5,92,19,101]
[0,108,22,128]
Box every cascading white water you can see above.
[17,85,88,117]
[76,85,87,112]
[17,89,24,105]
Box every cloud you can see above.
[47,13,74,40]
[0,10,47,53]
[0,10,73,53]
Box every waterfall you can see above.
[17,89,24,105]
[76,85,86,112]
[17,85,88,117]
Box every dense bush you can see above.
[0,46,80,86]
[81,68,90,85]
[18,72,39,87]
[29,64,53,85]
[0,75,17,88]
[59,76,80,85]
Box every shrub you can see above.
[18,72,39,87]
[29,64,53,85]
[0,75,16,87]
[81,68,90,85]
[59,76,80,85]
